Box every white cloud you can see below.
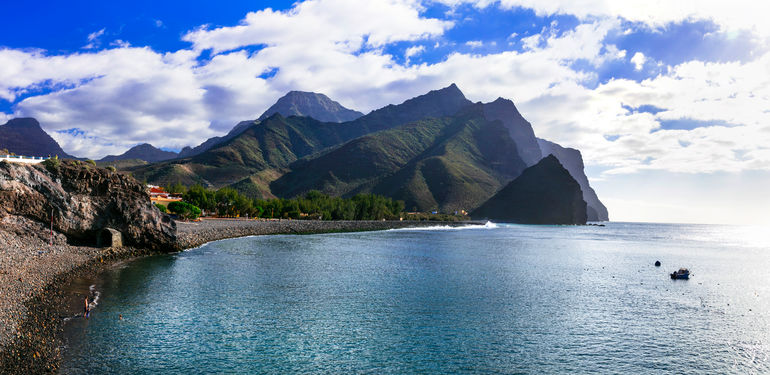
[0,0,454,158]
[517,52,770,175]
[630,51,645,70]
[436,0,770,36]
[404,45,426,63]
[0,47,221,157]
[465,40,483,48]
[183,0,452,54]
[84,28,106,49]
[110,40,131,48]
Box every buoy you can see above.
[654,260,661,267]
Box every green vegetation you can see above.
[85,159,96,166]
[182,184,404,220]
[167,201,202,220]
[106,166,116,172]
[154,203,168,213]
[165,182,187,195]
[42,155,60,172]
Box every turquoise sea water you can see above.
[60,222,770,374]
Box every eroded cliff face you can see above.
[0,160,178,251]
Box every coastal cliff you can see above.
[0,159,177,251]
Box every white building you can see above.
[0,155,48,164]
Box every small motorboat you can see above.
[670,268,690,280]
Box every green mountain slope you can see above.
[271,105,528,212]
[127,84,472,192]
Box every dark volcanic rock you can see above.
[100,143,178,163]
[0,160,178,251]
[259,91,363,122]
[537,138,609,221]
[471,155,587,224]
[0,118,73,158]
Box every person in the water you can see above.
[84,296,90,318]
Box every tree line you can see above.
[166,184,405,221]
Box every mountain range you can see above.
[1,85,609,221]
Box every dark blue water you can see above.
[61,223,770,374]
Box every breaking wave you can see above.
[389,221,499,231]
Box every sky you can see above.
[1,0,769,225]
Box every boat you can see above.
[670,268,690,279]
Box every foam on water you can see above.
[389,221,499,231]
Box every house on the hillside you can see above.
[147,185,182,204]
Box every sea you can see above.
[59,222,770,374]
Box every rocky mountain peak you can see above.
[259,91,363,123]
[0,117,73,158]
[4,117,42,129]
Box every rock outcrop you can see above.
[0,118,73,158]
[0,160,178,251]
[471,155,587,224]
[537,138,609,221]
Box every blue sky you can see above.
[1,0,768,224]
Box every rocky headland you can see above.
[471,155,588,225]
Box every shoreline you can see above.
[0,218,479,373]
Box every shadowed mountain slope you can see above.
[481,98,542,166]
[0,118,73,158]
[537,138,609,221]
[471,155,587,224]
